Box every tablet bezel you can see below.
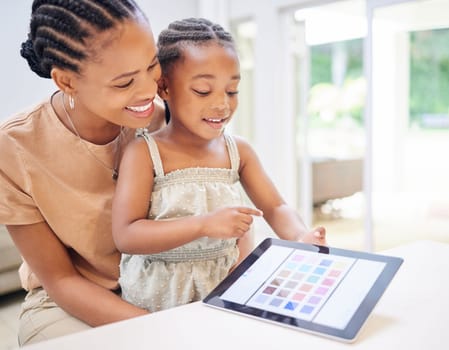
[202,238,403,342]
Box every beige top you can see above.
[0,95,134,291]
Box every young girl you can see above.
[0,0,166,345]
[112,18,326,312]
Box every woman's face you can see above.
[70,18,161,130]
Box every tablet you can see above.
[203,238,403,342]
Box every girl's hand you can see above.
[200,206,263,239]
[299,226,327,246]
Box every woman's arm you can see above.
[236,137,326,245]
[112,139,261,255]
[7,222,148,326]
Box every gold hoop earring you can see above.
[69,95,75,110]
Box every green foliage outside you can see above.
[308,38,365,128]
[307,28,449,130]
[409,28,449,128]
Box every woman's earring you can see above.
[69,95,75,110]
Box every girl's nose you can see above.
[213,93,231,112]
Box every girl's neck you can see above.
[155,124,228,173]
[161,122,218,150]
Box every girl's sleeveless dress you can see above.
[119,130,246,312]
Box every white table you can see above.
[25,240,449,349]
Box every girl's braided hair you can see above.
[21,0,145,78]
[157,17,235,76]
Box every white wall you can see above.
[1,1,54,120]
[227,0,306,208]
[137,0,198,38]
[0,0,199,121]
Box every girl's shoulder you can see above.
[228,134,255,157]
[121,130,155,168]
[227,134,248,145]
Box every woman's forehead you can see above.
[82,20,156,74]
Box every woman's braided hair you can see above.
[157,17,235,76]
[21,0,145,78]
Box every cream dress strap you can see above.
[136,129,240,176]
[135,128,164,177]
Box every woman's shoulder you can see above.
[0,98,52,138]
[0,101,52,149]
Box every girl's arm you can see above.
[112,138,261,255]
[7,222,148,326]
[236,137,326,245]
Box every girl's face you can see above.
[69,18,161,130]
[163,42,240,140]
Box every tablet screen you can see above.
[203,238,403,342]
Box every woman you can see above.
[0,0,164,345]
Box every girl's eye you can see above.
[115,79,134,89]
[192,89,210,96]
[227,91,239,96]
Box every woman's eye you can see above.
[227,91,239,96]
[148,60,159,71]
[192,89,210,96]
[115,79,134,89]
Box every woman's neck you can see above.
[53,91,122,145]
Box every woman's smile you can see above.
[125,99,155,118]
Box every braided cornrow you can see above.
[22,0,144,78]
[157,18,235,75]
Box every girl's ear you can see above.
[157,77,169,100]
[50,67,77,95]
